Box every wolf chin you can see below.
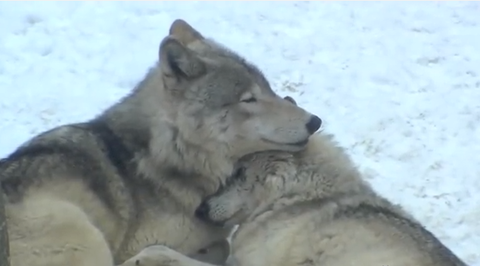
[0,20,321,266]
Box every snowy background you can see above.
[1,2,479,264]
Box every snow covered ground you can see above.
[1,1,479,264]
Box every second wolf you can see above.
[125,97,467,266]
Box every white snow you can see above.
[1,2,479,264]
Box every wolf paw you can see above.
[189,239,230,265]
[120,245,185,266]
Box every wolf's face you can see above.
[158,20,322,159]
[195,150,297,227]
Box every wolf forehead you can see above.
[235,151,296,177]
[183,38,275,93]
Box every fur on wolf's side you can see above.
[122,99,467,266]
[0,19,322,266]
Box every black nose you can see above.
[195,202,210,220]
[305,115,322,134]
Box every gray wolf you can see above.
[124,98,466,266]
[0,19,321,266]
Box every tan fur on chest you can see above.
[7,177,231,264]
[123,201,231,261]
[231,210,313,266]
[117,168,232,261]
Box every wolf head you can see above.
[155,19,321,160]
[192,96,306,226]
[194,148,297,227]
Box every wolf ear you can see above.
[169,19,204,46]
[265,174,285,192]
[158,37,206,80]
[284,96,297,106]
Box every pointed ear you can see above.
[169,19,204,46]
[284,96,297,106]
[158,37,206,80]
[265,174,285,192]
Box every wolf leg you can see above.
[119,245,229,266]
[7,197,114,266]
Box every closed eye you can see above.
[225,166,246,187]
[241,97,257,103]
[234,166,246,177]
